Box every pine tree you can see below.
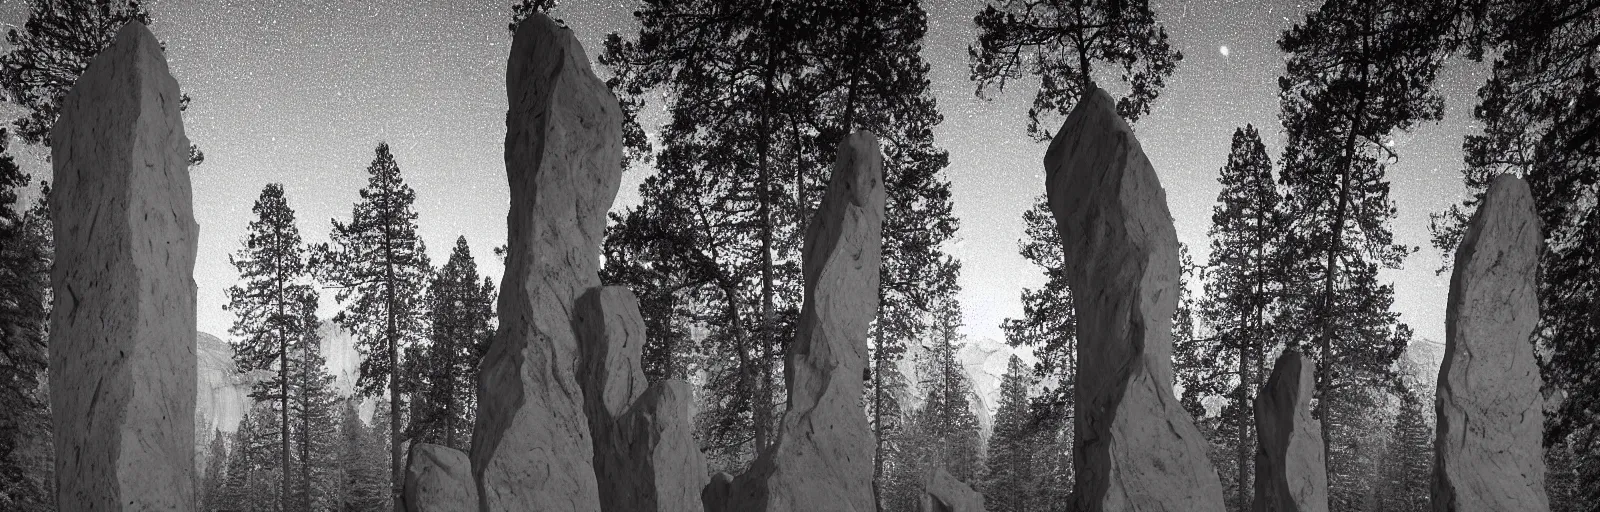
[0,0,203,164]
[407,236,495,450]
[1000,195,1077,392]
[221,402,285,512]
[1374,384,1432,512]
[1428,0,1600,491]
[981,355,1034,512]
[0,132,50,510]
[225,183,318,511]
[334,399,385,511]
[289,294,341,511]
[602,0,960,473]
[916,298,984,483]
[1276,0,1456,495]
[199,428,228,512]
[1196,125,1284,511]
[968,0,1183,141]
[314,142,432,511]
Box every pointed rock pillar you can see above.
[720,130,885,512]
[49,21,198,511]
[1433,174,1549,512]
[1045,88,1225,512]
[576,286,707,512]
[470,12,621,511]
[1252,350,1328,512]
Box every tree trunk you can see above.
[871,319,886,512]
[754,9,779,453]
[1237,341,1250,511]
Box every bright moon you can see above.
[1219,45,1231,57]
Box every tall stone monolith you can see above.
[719,130,885,512]
[1252,350,1328,512]
[575,286,707,512]
[470,12,620,511]
[1045,87,1225,512]
[1434,174,1549,512]
[49,21,198,511]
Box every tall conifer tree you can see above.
[225,183,317,511]
[1276,0,1455,496]
[602,0,960,474]
[289,294,340,511]
[1195,125,1284,510]
[407,236,495,450]
[315,143,432,511]
[915,297,984,483]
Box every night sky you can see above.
[0,0,1484,346]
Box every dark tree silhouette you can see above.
[968,0,1182,141]
[407,236,495,450]
[224,183,317,512]
[1275,1,1456,497]
[314,143,431,512]
[602,0,959,476]
[1196,125,1285,509]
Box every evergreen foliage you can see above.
[914,299,984,483]
[1193,125,1284,510]
[0,0,203,164]
[289,295,341,511]
[0,132,50,511]
[199,428,228,511]
[315,142,432,509]
[601,0,960,474]
[225,183,318,511]
[1275,0,1455,499]
[220,403,285,512]
[968,0,1183,141]
[1373,384,1432,512]
[406,236,495,451]
[999,196,1076,402]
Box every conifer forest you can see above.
[0,0,1596,511]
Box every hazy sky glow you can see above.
[1,0,1483,345]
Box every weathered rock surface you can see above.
[576,286,648,430]
[49,21,198,511]
[1434,174,1549,512]
[470,12,621,511]
[606,380,708,512]
[576,286,706,512]
[720,131,885,512]
[1252,350,1328,512]
[1045,87,1225,512]
[405,443,477,512]
[918,467,985,512]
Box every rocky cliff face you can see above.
[193,332,270,473]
